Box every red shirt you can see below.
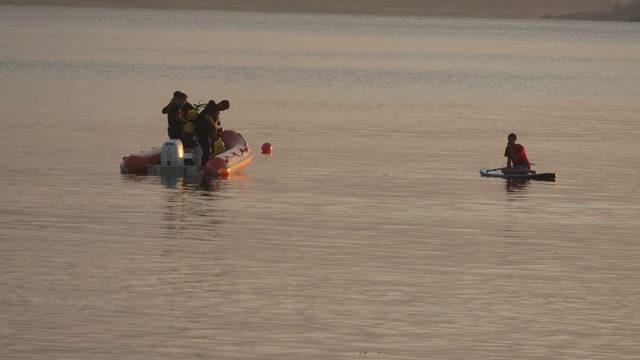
[504,144,530,168]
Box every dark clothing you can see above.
[162,101,193,139]
[197,134,211,167]
[194,113,221,136]
[181,134,198,149]
[193,101,223,166]
[195,115,222,166]
[196,132,223,166]
[162,101,193,115]
[194,103,221,137]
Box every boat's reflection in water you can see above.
[122,170,251,194]
[160,173,251,192]
[159,173,251,236]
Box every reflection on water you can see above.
[128,172,251,192]
[159,174,203,189]
[505,179,530,193]
[162,180,224,234]
[201,173,251,192]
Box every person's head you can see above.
[199,100,219,117]
[507,133,517,145]
[217,100,230,111]
[173,91,188,106]
[207,100,217,111]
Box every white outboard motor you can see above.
[160,139,184,176]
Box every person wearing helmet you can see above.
[162,91,193,140]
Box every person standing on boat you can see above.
[194,100,230,166]
[162,91,193,140]
[503,133,531,174]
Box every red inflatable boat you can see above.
[120,148,162,175]
[120,130,253,177]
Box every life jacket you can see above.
[182,109,199,135]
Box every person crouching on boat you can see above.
[503,133,531,174]
[162,91,194,140]
[194,100,230,166]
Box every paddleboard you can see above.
[480,168,556,182]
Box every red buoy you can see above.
[261,142,273,154]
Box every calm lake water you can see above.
[1,5,639,359]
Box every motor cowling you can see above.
[160,139,184,167]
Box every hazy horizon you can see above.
[0,0,630,17]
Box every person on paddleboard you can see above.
[503,133,531,174]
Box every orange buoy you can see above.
[261,142,273,154]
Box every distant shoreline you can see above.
[0,0,510,19]
[554,12,640,22]
[555,1,640,21]
[0,0,608,20]
[555,13,640,21]
[0,0,495,18]
[2,0,638,22]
